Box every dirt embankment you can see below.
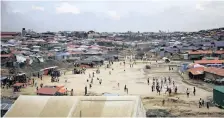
[142,96,224,117]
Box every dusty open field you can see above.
[1,60,224,117]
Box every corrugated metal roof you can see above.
[188,50,212,55]
[204,67,224,76]
[214,41,224,47]
[195,60,223,64]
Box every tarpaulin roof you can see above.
[188,67,204,75]
[36,87,58,95]
[4,96,144,117]
[0,76,7,81]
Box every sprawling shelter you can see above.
[4,96,146,117]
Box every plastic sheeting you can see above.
[16,55,27,63]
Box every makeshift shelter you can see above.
[36,87,58,96]
[162,57,170,63]
[14,73,27,83]
[37,86,66,96]
[4,96,146,117]
[188,67,205,80]
[215,78,224,85]
[40,66,58,75]
[84,56,104,65]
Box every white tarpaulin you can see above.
[36,56,44,62]
[193,64,204,68]
[16,55,27,63]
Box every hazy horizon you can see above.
[2,0,224,32]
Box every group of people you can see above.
[85,71,103,95]
[148,76,178,96]
[199,98,210,109]
[50,70,61,82]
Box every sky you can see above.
[1,0,224,32]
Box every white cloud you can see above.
[12,10,23,14]
[32,5,45,11]
[107,11,120,20]
[56,2,80,14]
[196,3,205,11]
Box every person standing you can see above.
[32,78,35,86]
[126,88,128,94]
[147,78,150,85]
[124,85,127,92]
[186,88,190,97]
[199,98,202,108]
[99,79,102,85]
[92,72,95,77]
[85,86,87,95]
[193,87,196,96]
[118,83,119,88]
[162,99,165,106]
[89,84,92,89]
[175,86,177,94]
[36,86,39,91]
[158,88,161,95]
[71,89,73,96]
[40,83,43,88]
[34,79,37,87]
[91,78,93,84]
[168,88,171,96]
[202,99,204,107]
[206,101,209,109]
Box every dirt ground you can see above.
[1,60,224,117]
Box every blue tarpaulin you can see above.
[0,77,7,81]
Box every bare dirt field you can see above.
[1,60,224,117]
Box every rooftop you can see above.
[4,96,143,117]
[188,67,204,75]
[194,60,223,64]
[204,67,224,76]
